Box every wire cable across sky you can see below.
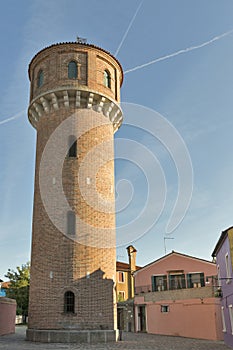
[124,28,233,74]
[114,0,144,57]
[0,110,25,126]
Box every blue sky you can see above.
[1,0,233,278]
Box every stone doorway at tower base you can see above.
[26,328,119,343]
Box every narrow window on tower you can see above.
[67,211,76,235]
[37,70,44,87]
[103,70,111,88]
[64,291,75,313]
[68,135,77,158]
[68,61,78,79]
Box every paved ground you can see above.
[0,326,231,350]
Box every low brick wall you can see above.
[0,297,16,336]
[144,286,214,302]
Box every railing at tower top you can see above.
[76,36,87,44]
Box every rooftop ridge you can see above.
[135,250,215,274]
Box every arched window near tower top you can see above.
[64,291,75,313]
[103,70,111,88]
[37,70,44,87]
[68,61,78,79]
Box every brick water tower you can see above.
[26,39,123,343]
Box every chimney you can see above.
[127,245,137,299]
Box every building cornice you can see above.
[28,87,123,132]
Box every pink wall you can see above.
[134,252,223,341]
[0,298,16,336]
[135,252,217,288]
[135,298,223,340]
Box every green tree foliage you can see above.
[5,262,30,318]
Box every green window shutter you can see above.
[151,276,156,292]
[186,274,191,288]
[200,273,205,287]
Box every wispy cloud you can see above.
[114,0,144,56]
[124,29,233,74]
[0,110,25,126]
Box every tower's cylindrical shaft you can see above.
[26,42,123,343]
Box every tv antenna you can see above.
[76,36,87,44]
[164,237,174,255]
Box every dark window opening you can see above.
[169,274,186,290]
[68,61,78,79]
[64,291,75,313]
[161,305,169,313]
[67,211,76,235]
[118,271,125,283]
[68,136,77,158]
[37,70,44,87]
[103,70,111,88]
[152,275,168,292]
[187,273,205,288]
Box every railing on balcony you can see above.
[135,285,153,294]
[135,275,218,295]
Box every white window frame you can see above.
[229,305,233,335]
[118,271,125,283]
[225,253,231,284]
[221,306,226,332]
[118,291,125,300]
[161,305,169,313]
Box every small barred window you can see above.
[64,291,75,313]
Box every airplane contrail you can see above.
[0,110,25,126]
[124,29,233,74]
[114,0,144,57]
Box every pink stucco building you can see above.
[134,251,223,340]
[0,297,16,336]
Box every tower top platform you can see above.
[27,41,123,131]
[28,41,124,86]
